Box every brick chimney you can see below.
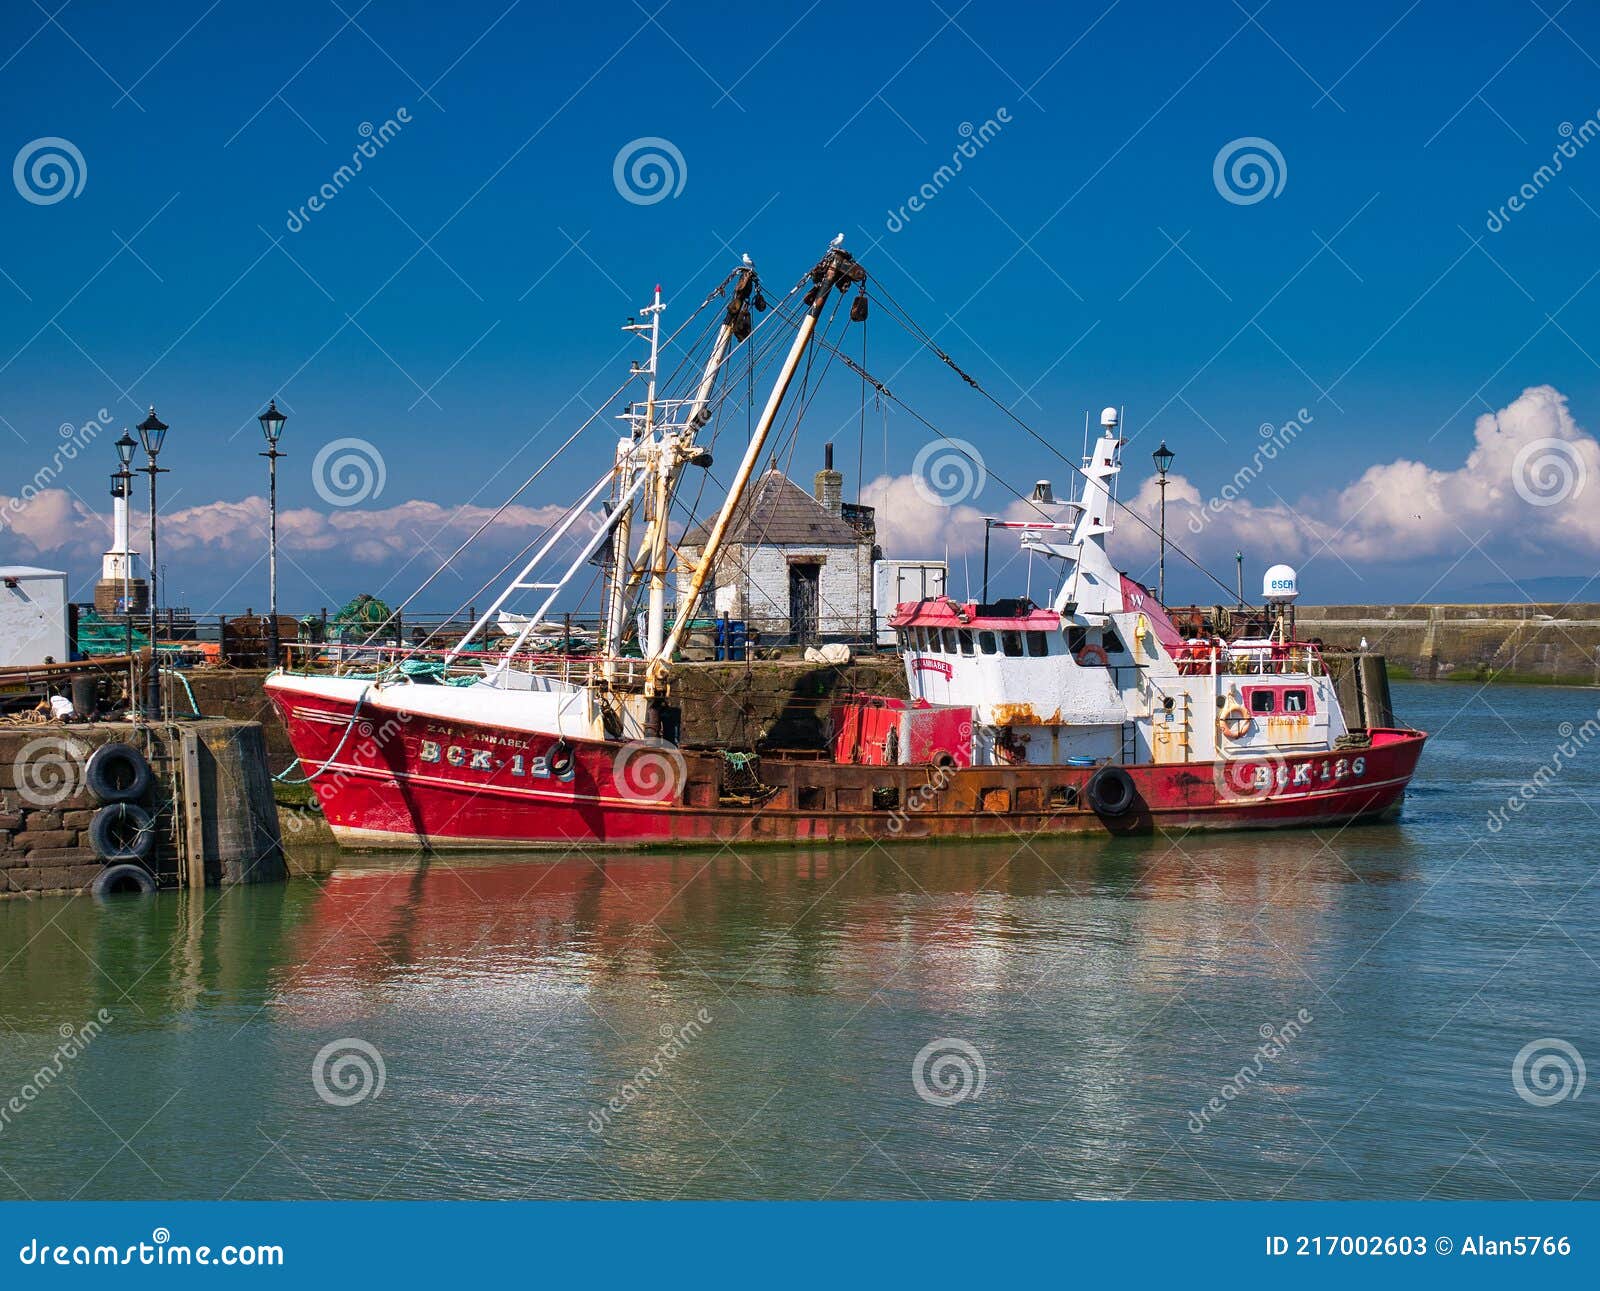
[814,442,843,517]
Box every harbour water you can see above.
[0,682,1594,1200]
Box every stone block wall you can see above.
[0,725,176,895]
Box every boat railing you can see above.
[280,641,649,690]
[1170,641,1327,678]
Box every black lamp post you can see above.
[113,431,137,702]
[136,406,169,718]
[1152,440,1175,604]
[258,399,287,669]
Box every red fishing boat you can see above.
[267,241,1425,850]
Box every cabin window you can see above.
[979,631,998,655]
[1026,630,1048,657]
[1066,626,1087,655]
[1250,690,1276,714]
[916,627,931,651]
[958,629,974,656]
[942,628,959,653]
[896,630,907,650]
[1002,631,1023,657]
[1103,629,1126,655]
[1283,688,1308,713]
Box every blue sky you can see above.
[4,0,1600,613]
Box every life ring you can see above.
[1074,644,1109,667]
[88,802,156,863]
[1218,703,1251,741]
[84,742,153,803]
[547,738,575,779]
[1084,766,1138,817]
[90,862,157,899]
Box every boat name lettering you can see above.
[1246,754,1366,791]
[912,657,954,678]
[419,739,559,778]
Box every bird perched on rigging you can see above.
[830,232,845,248]
[742,252,752,266]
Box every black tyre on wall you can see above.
[84,742,153,803]
[90,863,157,899]
[1085,765,1138,818]
[88,802,156,863]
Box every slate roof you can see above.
[681,469,862,547]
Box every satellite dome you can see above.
[1100,407,1119,428]
[1262,563,1299,602]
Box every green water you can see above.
[0,683,1595,1199]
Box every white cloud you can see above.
[0,491,582,564]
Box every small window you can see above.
[1283,689,1307,713]
[958,629,974,656]
[1103,629,1126,655]
[1002,631,1023,657]
[979,631,998,655]
[1026,631,1048,657]
[1250,690,1276,714]
[916,627,930,651]
[1067,626,1087,655]
[896,630,907,650]
[942,628,959,653]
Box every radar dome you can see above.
[1100,407,1119,428]
[1262,563,1299,602]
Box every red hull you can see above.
[268,683,1426,850]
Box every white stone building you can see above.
[676,447,876,643]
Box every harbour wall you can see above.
[1294,603,1600,685]
[0,720,285,896]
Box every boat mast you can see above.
[649,244,863,692]
[644,264,758,656]
[602,289,663,671]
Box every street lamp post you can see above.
[1152,440,1175,604]
[136,406,169,719]
[258,400,287,669]
[113,431,137,709]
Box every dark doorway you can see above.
[788,562,820,644]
